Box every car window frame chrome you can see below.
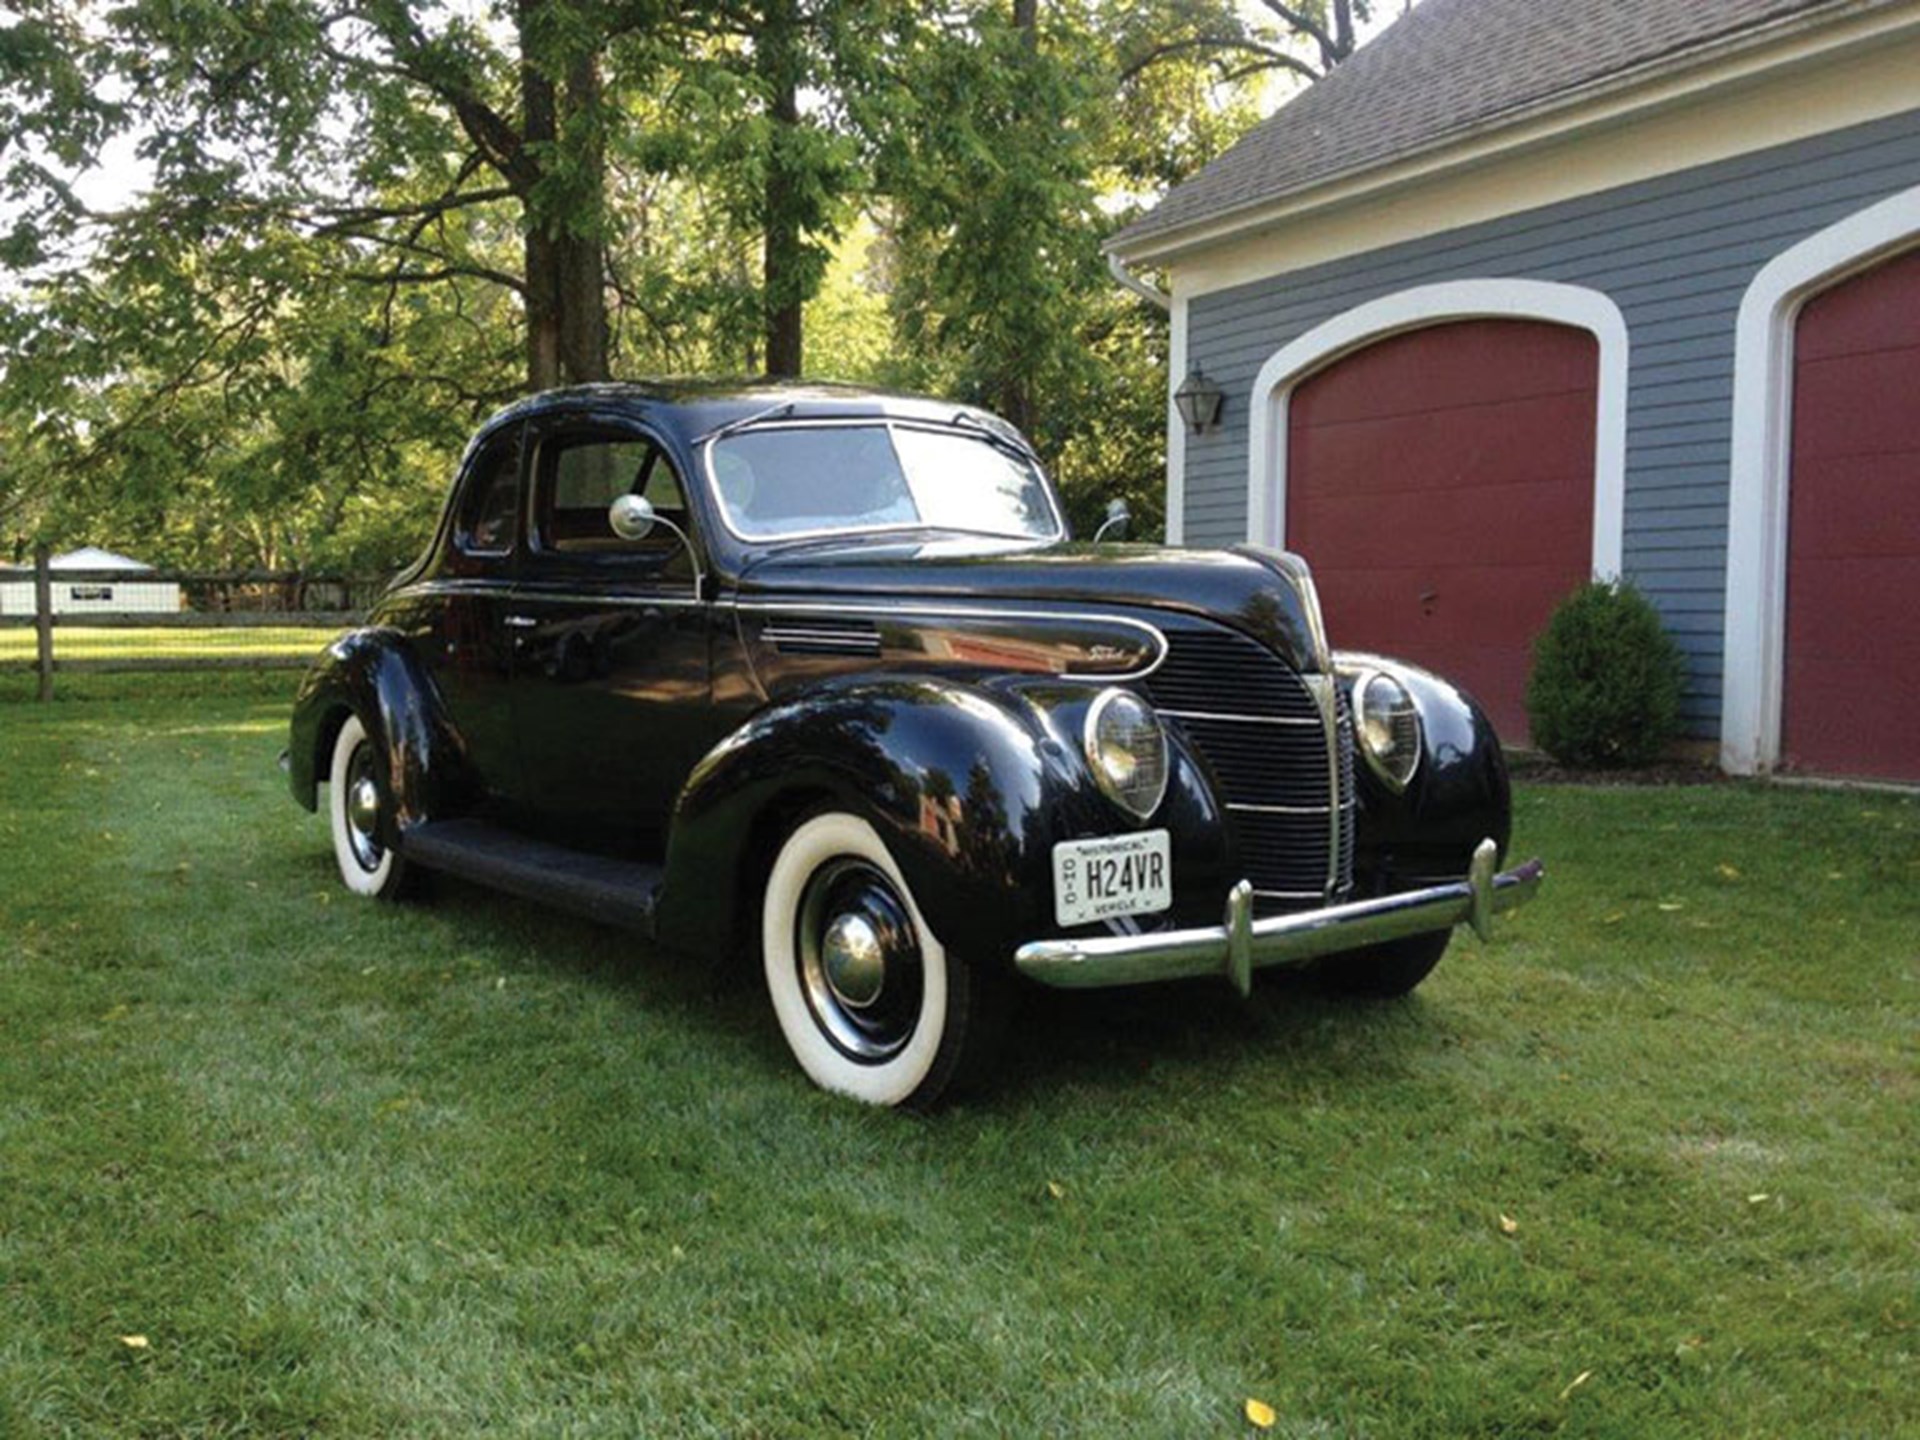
[522,410,710,599]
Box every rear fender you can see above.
[287,629,472,836]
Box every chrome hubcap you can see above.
[822,913,886,1009]
[342,742,385,872]
[796,858,922,1063]
[349,778,381,836]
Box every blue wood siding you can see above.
[1181,109,1920,734]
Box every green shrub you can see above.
[1525,579,1686,767]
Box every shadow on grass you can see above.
[339,848,1451,1115]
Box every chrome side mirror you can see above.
[1093,498,1131,544]
[607,490,708,599]
[609,493,657,542]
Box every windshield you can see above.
[708,422,1061,542]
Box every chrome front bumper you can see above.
[1014,838,1543,996]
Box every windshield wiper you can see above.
[949,409,1039,463]
[695,400,797,446]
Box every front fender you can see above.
[287,629,472,833]
[654,674,1229,968]
[1336,651,1513,890]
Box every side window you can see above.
[534,429,691,559]
[455,431,522,556]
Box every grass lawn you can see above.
[1,695,1913,1437]
[0,625,339,665]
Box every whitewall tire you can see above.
[762,812,998,1108]
[327,714,411,900]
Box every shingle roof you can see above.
[1110,0,1866,253]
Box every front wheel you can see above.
[762,812,1002,1108]
[1316,928,1451,998]
[327,713,414,900]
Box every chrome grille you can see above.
[1334,690,1358,896]
[1137,628,1321,719]
[1143,623,1355,915]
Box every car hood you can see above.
[735,539,1331,673]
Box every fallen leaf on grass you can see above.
[118,1334,150,1351]
[1747,1192,1771,1204]
[1558,1369,1592,1401]
[1244,1397,1276,1428]
[1046,1180,1065,1201]
[1715,864,1741,880]
[1600,911,1626,925]
[1656,902,1685,912]
[1499,1214,1519,1236]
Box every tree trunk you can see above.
[526,212,610,389]
[518,5,609,391]
[999,0,1039,430]
[760,0,804,378]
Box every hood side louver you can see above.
[760,616,883,657]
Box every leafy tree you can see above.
[863,0,1282,539]
[1116,0,1409,87]
[876,3,1106,440]
[662,0,872,376]
[0,0,1339,562]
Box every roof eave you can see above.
[1109,0,1912,267]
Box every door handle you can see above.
[503,614,538,629]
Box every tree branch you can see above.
[320,10,538,191]
[1255,0,1340,62]
[341,263,527,292]
[1120,35,1322,85]
[303,184,517,236]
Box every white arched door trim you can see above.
[1245,278,1629,579]
[1721,184,1920,775]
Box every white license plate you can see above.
[1052,830,1172,928]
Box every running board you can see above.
[401,818,663,933]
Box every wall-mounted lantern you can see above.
[1174,368,1225,433]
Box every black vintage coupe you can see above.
[287,382,1541,1106]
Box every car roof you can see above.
[476,380,1016,450]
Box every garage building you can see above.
[1108,0,1920,781]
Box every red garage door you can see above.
[1782,246,1920,781]
[1286,319,1597,742]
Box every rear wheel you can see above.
[327,714,414,900]
[1316,929,1450,998]
[762,812,1002,1107]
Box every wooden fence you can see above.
[0,547,383,700]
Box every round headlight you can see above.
[1354,670,1422,791]
[1083,688,1169,821]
